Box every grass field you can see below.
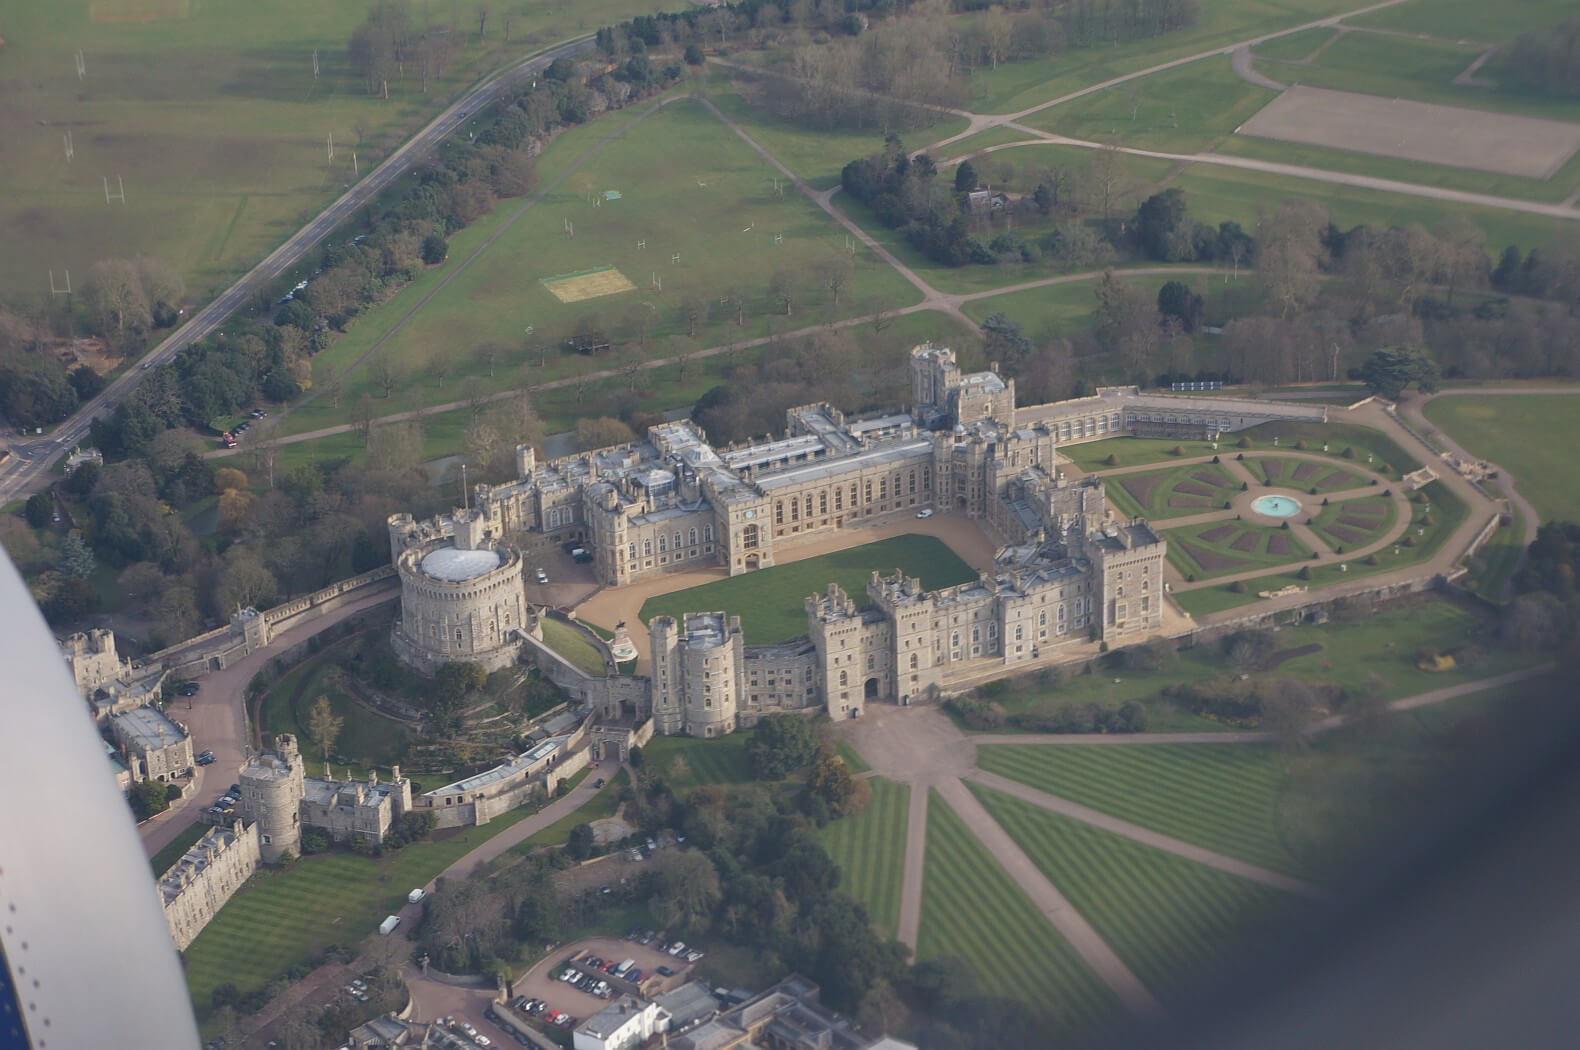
[962,0,1369,113]
[1249,26,1337,61]
[1106,460,1240,520]
[1165,519,1312,580]
[1422,394,1580,524]
[1163,158,1574,256]
[817,777,908,937]
[1345,0,1574,44]
[538,616,608,677]
[976,744,1306,875]
[0,0,671,303]
[641,733,753,790]
[928,126,1042,163]
[514,768,624,848]
[971,785,1319,1008]
[184,799,547,1022]
[637,535,977,645]
[275,98,923,439]
[1256,24,1580,123]
[919,791,1120,1030]
[1017,56,1278,154]
[1213,132,1580,206]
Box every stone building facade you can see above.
[386,341,1321,736]
[63,628,166,719]
[389,508,528,675]
[108,705,194,783]
[238,734,412,862]
[158,820,261,951]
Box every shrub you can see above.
[1240,481,1248,490]
[1342,447,1355,458]
[1335,545,1344,554]
[1104,453,1119,466]
[1371,479,1380,486]
[1295,439,1309,450]
[1309,486,1318,495]
[1212,455,1221,463]
[1402,535,1416,547]
[1237,436,1251,448]
[943,693,1003,730]
[1186,573,1196,582]
[1365,554,1380,566]
[1298,566,1312,580]
[1420,514,1435,527]
[1229,580,1246,593]
[1310,550,1320,558]
[1170,445,1185,456]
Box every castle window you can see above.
[776,501,784,524]
[643,538,652,557]
[867,655,875,670]
[629,543,637,561]
[455,629,462,642]
[850,484,859,507]
[879,478,888,500]
[910,654,918,670]
[1039,611,1047,626]
[658,534,667,553]
[839,671,848,686]
[834,488,843,511]
[791,500,800,522]
[804,495,813,518]
[951,632,960,648]
[1141,597,1150,612]
[704,524,713,542]
[971,628,980,643]
[1014,625,1023,641]
[1058,605,1067,620]
[864,481,872,503]
[743,524,759,550]
[819,492,828,515]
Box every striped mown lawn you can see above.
[818,778,908,937]
[183,803,545,1021]
[972,785,1319,1008]
[976,745,1307,876]
[919,791,1120,1033]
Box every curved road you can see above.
[0,35,595,505]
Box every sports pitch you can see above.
[1237,85,1580,178]
[542,266,638,303]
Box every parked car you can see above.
[657,966,675,978]
[534,568,549,584]
[685,950,704,963]
[177,682,200,697]
[667,942,686,956]
[915,507,934,518]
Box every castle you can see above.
[387,345,1325,737]
[237,734,413,863]
[158,820,260,951]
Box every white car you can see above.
[535,568,548,583]
[915,508,934,518]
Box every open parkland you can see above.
[6,0,1580,1045]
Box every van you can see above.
[614,959,635,978]
[378,915,401,935]
[407,888,426,904]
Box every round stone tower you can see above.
[239,734,305,864]
[391,539,527,675]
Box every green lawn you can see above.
[1345,0,1575,45]
[1107,460,1239,520]
[972,785,1319,1008]
[184,799,547,1021]
[276,97,922,440]
[538,616,608,677]
[962,0,1369,113]
[0,0,671,303]
[818,778,908,937]
[1422,394,1580,524]
[638,534,977,645]
[919,791,1120,1031]
[1165,519,1312,580]
[1249,26,1337,61]
[641,733,754,790]
[514,769,626,849]
[1165,153,1573,255]
[1018,55,1278,153]
[1064,437,1223,471]
[1255,25,1580,122]
[1244,456,1368,493]
[1212,133,1580,206]
[928,126,1042,163]
[976,744,1307,875]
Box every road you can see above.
[139,583,398,861]
[0,35,595,505]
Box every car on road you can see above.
[196,750,216,765]
[915,508,934,518]
[177,681,200,697]
[534,568,548,583]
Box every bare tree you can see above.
[368,347,406,398]
[1254,200,1328,319]
[461,375,490,420]
[475,341,507,377]
[818,253,854,308]
[768,269,796,317]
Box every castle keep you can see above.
[237,734,412,863]
[389,344,1325,736]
